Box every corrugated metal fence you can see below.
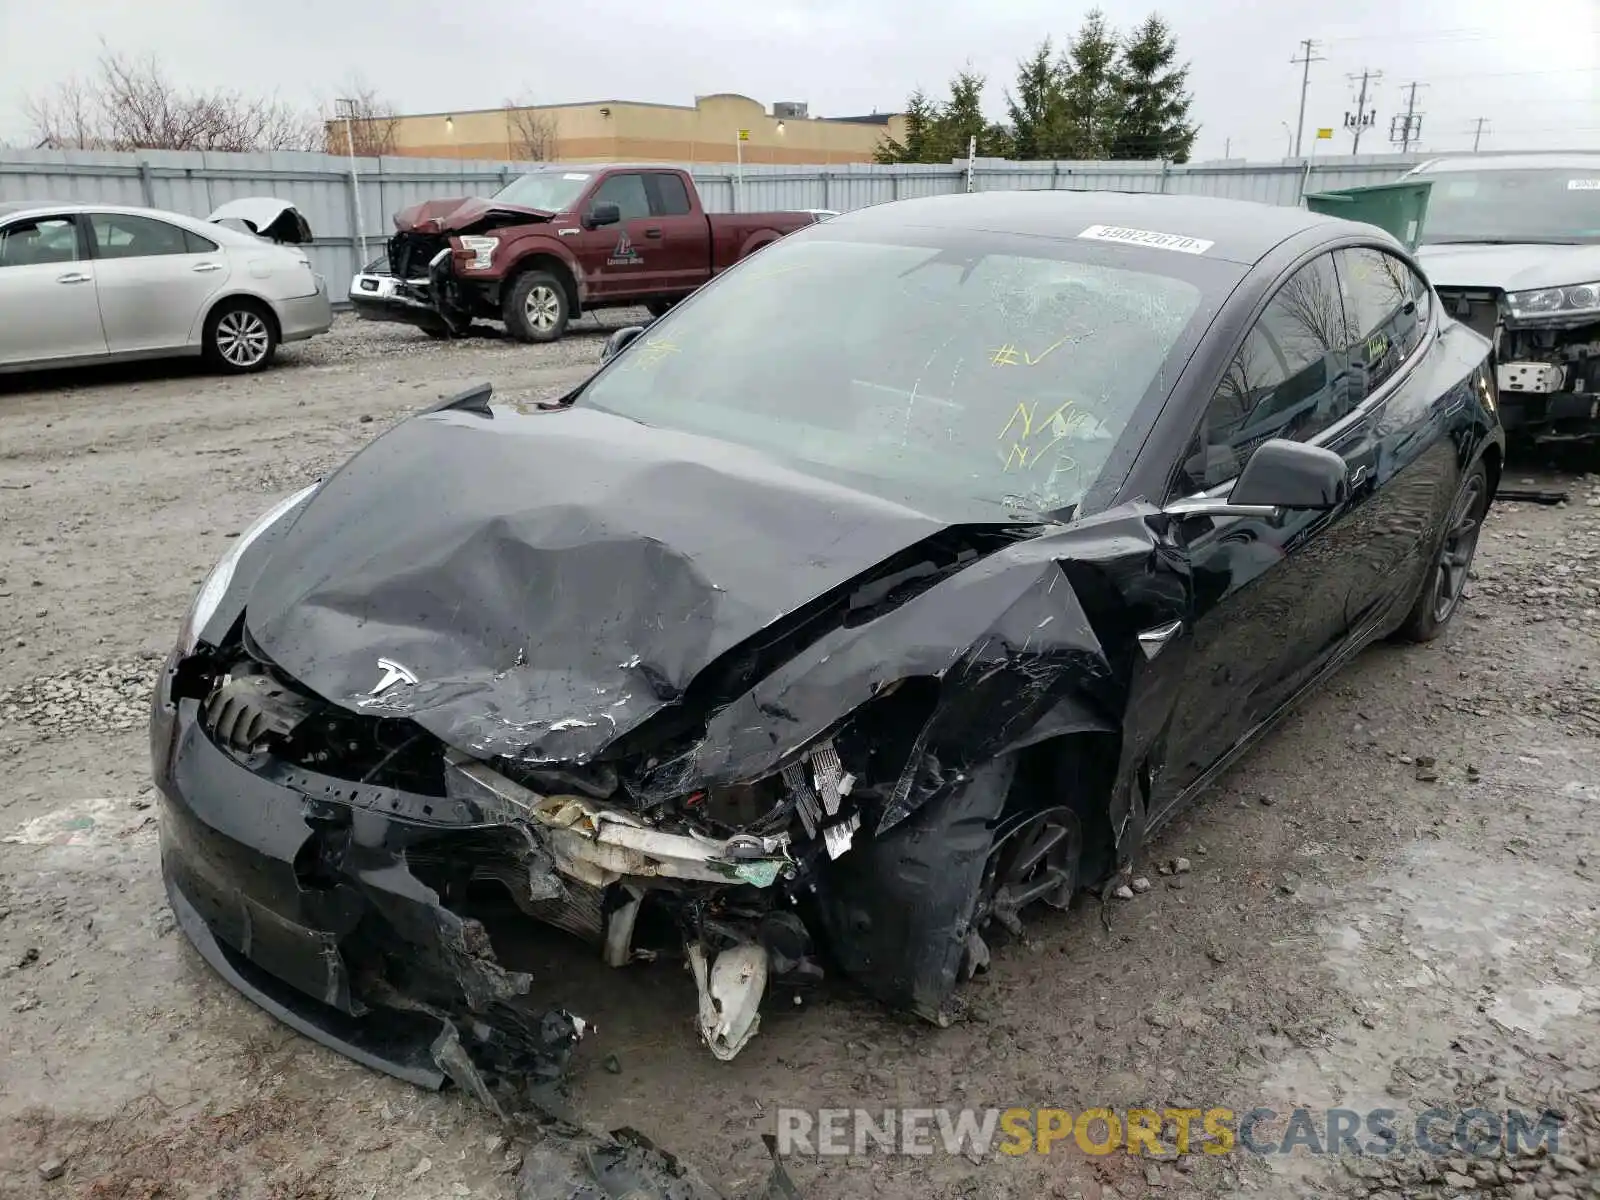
[0,147,1423,300]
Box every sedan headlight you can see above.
[176,484,317,653]
[1505,280,1600,322]
[458,235,497,270]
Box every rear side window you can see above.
[648,174,693,217]
[592,173,650,222]
[90,214,191,260]
[1336,248,1428,398]
[1182,253,1352,492]
[0,216,78,267]
[184,229,219,254]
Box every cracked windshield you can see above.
[582,232,1205,513]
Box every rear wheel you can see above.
[502,270,570,343]
[203,300,277,374]
[1396,459,1489,642]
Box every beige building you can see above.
[368,94,906,165]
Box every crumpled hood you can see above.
[243,403,1023,766]
[393,197,552,234]
[1417,241,1600,292]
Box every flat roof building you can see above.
[348,94,907,165]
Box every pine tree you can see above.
[1061,10,1123,159]
[1007,40,1069,160]
[1111,15,1198,162]
[875,89,937,164]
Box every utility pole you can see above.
[1290,38,1325,157]
[1470,117,1489,152]
[1344,69,1381,153]
[334,98,368,268]
[1389,81,1427,153]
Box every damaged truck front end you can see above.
[152,389,1166,1095]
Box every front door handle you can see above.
[643,227,663,239]
[57,271,91,284]
[192,262,224,273]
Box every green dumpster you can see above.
[1303,180,1433,252]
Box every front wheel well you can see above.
[504,255,579,313]
[1009,732,1121,889]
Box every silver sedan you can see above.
[0,201,332,375]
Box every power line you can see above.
[1345,68,1381,153]
[1290,38,1325,157]
[1391,81,1428,152]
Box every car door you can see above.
[641,172,710,299]
[86,213,231,353]
[0,213,109,367]
[575,172,656,300]
[1327,246,1456,638]
[1152,251,1366,818]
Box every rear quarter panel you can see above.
[707,213,817,273]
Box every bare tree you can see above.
[26,47,319,152]
[503,97,558,162]
[323,80,401,157]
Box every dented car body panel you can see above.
[157,191,1502,1100]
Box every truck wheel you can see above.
[503,271,570,343]
[645,298,678,318]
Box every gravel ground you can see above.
[0,317,1596,1200]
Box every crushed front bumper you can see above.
[154,682,583,1098]
[347,272,446,329]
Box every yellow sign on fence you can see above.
[1316,128,1334,140]
[738,129,750,141]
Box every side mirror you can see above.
[600,324,647,363]
[1163,439,1349,520]
[584,201,621,230]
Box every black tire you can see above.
[203,299,277,374]
[502,270,570,343]
[1396,459,1490,643]
[644,297,678,318]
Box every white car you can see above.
[0,201,332,375]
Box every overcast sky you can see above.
[1,0,1596,160]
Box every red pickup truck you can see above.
[348,164,819,342]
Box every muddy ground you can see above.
[0,316,1596,1200]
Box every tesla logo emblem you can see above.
[370,658,418,695]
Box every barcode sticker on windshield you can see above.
[1568,179,1600,190]
[1078,224,1214,254]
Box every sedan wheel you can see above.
[204,303,277,374]
[1397,459,1490,642]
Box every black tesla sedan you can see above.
[152,191,1502,1101]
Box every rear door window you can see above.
[89,214,192,260]
[1336,248,1429,399]
[647,174,693,217]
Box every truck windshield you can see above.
[1420,168,1600,245]
[492,171,594,212]
[580,229,1220,514]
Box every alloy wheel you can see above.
[978,806,1080,938]
[1433,473,1487,624]
[215,310,270,368]
[525,285,561,332]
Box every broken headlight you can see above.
[1505,280,1600,323]
[457,235,497,270]
[176,483,318,654]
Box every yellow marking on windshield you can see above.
[998,399,1095,471]
[989,336,1070,367]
